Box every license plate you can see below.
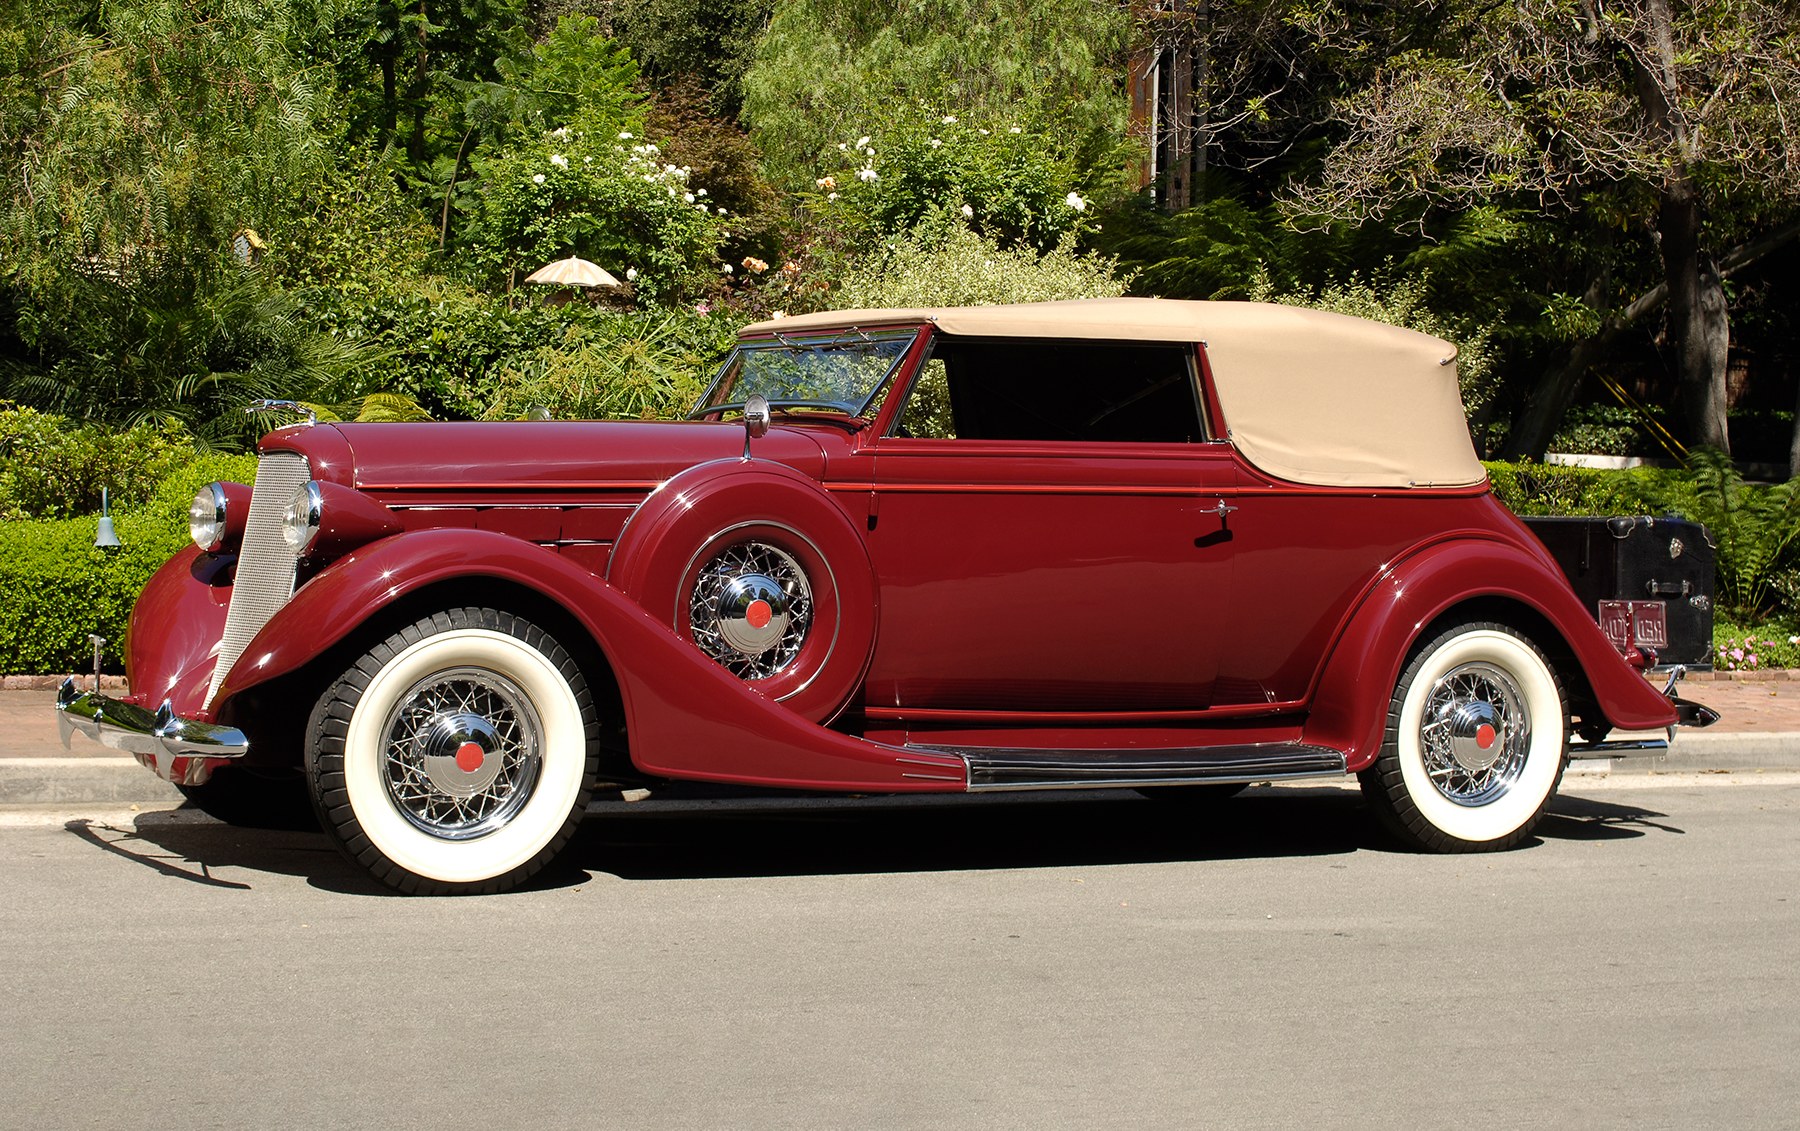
[1598,599,1668,655]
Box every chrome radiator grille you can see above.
[204,452,311,707]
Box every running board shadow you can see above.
[901,742,1349,792]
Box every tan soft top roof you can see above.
[742,298,1485,489]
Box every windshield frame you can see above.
[690,327,924,421]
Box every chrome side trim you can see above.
[1569,737,1670,758]
[909,741,1349,792]
[56,678,248,785]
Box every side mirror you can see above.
[744,393,771,440]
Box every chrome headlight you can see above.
[282,481,323,555]
[189,484,229,552]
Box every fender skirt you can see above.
[1304,535,1679,773]
[212,529,964,792]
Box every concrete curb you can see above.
[0,758,184,806]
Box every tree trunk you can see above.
[1658,179,1732,452]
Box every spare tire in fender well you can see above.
[607,458,878,724]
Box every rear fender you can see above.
[213,528,959,792]
[1304,535,1678,772]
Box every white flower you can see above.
[857,167,878,182]
[979,128,990,135]
[684,192,695,203]
[532,173,546,184]
[697,188,707,196]
[856,135,871,148]
[696,204,708,213]
[626,268,638,281]
[928,138,942,148]
[665,164,680,176]
[960,203,974,219]
[1065,191,1087,211]
[864,150,875,160]
[827,192,838,201]
[551,126,569,140]
[549,153,568,168]
[838,142,849,152]
[619,131,633,140]
[584,157,593,165]
[716,208,728,217]
[722,264,733,274]
[942,114,957,123]
[1009,126,1022,133]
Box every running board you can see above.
[901,742,1349,792]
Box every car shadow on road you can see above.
[558,788,1379,881]
[65,813,392,895]
[74,784,1672,893]
[1537,789,1687,841]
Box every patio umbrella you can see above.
[524,256,621,288]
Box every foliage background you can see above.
[3,0,1800,669]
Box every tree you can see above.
[1284,0,1800,457]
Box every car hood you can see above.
[261,420,833,489]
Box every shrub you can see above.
[482,310,737,420]
[832,215,1128,308]
[0,405,192,520]
[814,115,1096,253]
[1482,460,1687,517]
[461,124,725,302]
[1662,448,1800,618]
[1547,404,1657,457]
[1709,622,1800,673]
[0,513,182,673]
[0,451,257,673]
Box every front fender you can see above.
[213,529,961,792]
[1304,534,1678,772]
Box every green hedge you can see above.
[0,452,257,673]
[1482,460,1691,517]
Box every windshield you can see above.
[694,332,917,417]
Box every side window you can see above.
[895,338,1205,443]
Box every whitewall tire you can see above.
[307,608,599,894]
[1360,622,1567,852]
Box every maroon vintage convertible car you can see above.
[57,299,1712,893]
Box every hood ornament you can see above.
[247,399,317,426]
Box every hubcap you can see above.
[690,541,812,679]
[381,668,541,839]
[1418,661,1530,807]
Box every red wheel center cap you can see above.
[745,599,773,630]
[455,741,486,773]
[1475,723,1497,750]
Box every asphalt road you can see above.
[3,776,1797,1130]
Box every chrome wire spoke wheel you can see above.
[306,609,598,894]
[688,540,813,679]
[1360,622,1567,853]
[381,667,542,840]
[1416,661,1530,806]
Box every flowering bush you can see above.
[833,214,1128,308]
[1711,622,1800,672]
[813,114,1095,252]
[463,127,728,302]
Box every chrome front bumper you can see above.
[55,678,249,786]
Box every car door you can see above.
[860,336,1237,716]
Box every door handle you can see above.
[1210,499,1238,519]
